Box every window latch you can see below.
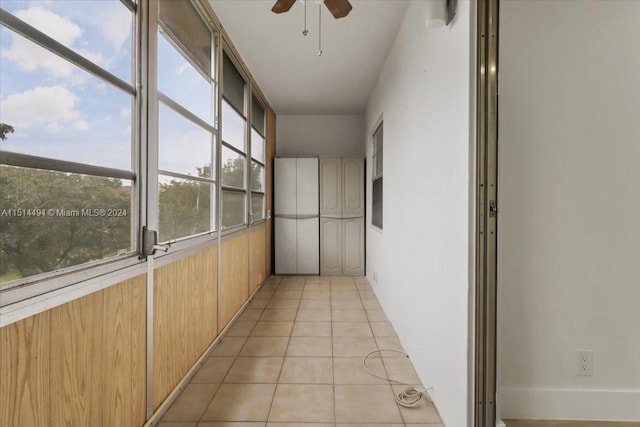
[142,227,169,257]
[489,200,498,217]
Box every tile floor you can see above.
[158,275,443,427]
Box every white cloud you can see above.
[0,85,81,131]
[73,120,90,130]
[177,62,191,75]
[2,5,105,77]
[120,107,131,118]
[100,2,132,52]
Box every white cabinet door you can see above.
[275,158,297,215]
[275,218,297,274]
[320,158,342,218]
[297,217,319,274]
[296,158,319,216]
[343,217,364,276]
[320,218,342,275]
[342,158,364,218]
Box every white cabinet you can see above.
[319,157,364,276]
[343,217,365,275]
[274,158,319,275]
[320,158,342,218]
[342,158,364,218]
[320,218,342,275]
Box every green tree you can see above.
[0,123,14,141]
[0,166,131,280]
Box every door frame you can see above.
[475,0,499,426]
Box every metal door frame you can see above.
[475,1,499,426]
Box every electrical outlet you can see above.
[373,271,378,283]
[576,350,593,376]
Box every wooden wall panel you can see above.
[0,311,50,427]
[50,290,104,426]
[153,245,219,409]
[102,276,146,427]
[220,233,250,329]
[250,224,267,294]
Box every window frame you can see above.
[249,92,267,224]
[0,0,141,304]
[371,121,383,230]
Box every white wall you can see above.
[364,1,473,426]
[276,115,364,157]
[499,0,640,421]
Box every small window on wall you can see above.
[372,122,383,229]
[250,94,266,222]
[221,52,247,229]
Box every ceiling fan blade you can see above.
[272,0,296,14]
[323,0,352,19]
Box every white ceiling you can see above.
[210,0,409,115]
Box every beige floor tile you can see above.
[269,384,334,423]
[331,309,367,322]
[370,322,397,337]
[202,384,275,421]
[365,308,389,322]
[391,385,442,424]
[333,357,388,384]
[192,357,235,383]
[199,422,265,427]
[260,308,298,321]
[404,424,444,427]
[162,383,219,421]
[226,322,256,337]
[254,288,275,298]
[299,298,331,309]
[251,321,294,337]
[291,321,332,337]
[332,337,377,357]
[267,299,300,309]
[296,309,332,321]
[382,357,422,385]
[331,290,360,299]
[286,337,332,357]
[238,309,263,322]
[331,299,363,309]
[301,289,331,299]
[357,290,376,299]
[158,422,196,427]
[304,282,331,290]
[334,384,402,423]
[272,290,303,299]
[269,423,334,427]
[211,337,247,357]
[239,337,289,356]
[279,357,333,384]
[337,424,402,427]
[362,298,381,309]
[355,282,372,291]
[374,337,407,356]
[332,322,373,337]
[224,357,284,383]
[247,298,268,309]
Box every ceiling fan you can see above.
[272,0,353,19]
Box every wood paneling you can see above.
[220,233,249,328]
[153,245,218,409]
[0,275,146,427]
[250,224,267,294]
[0,310,50,427]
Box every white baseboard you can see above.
[497,419,506,427]
[500,387,640,421]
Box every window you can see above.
[372,122,383,228]
[250,94,266,222]
[221,52,247,229]
[157,0,216,242]
[0,0,136,287]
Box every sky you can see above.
[0,0,257,182]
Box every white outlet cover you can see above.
[576,350,593,376]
